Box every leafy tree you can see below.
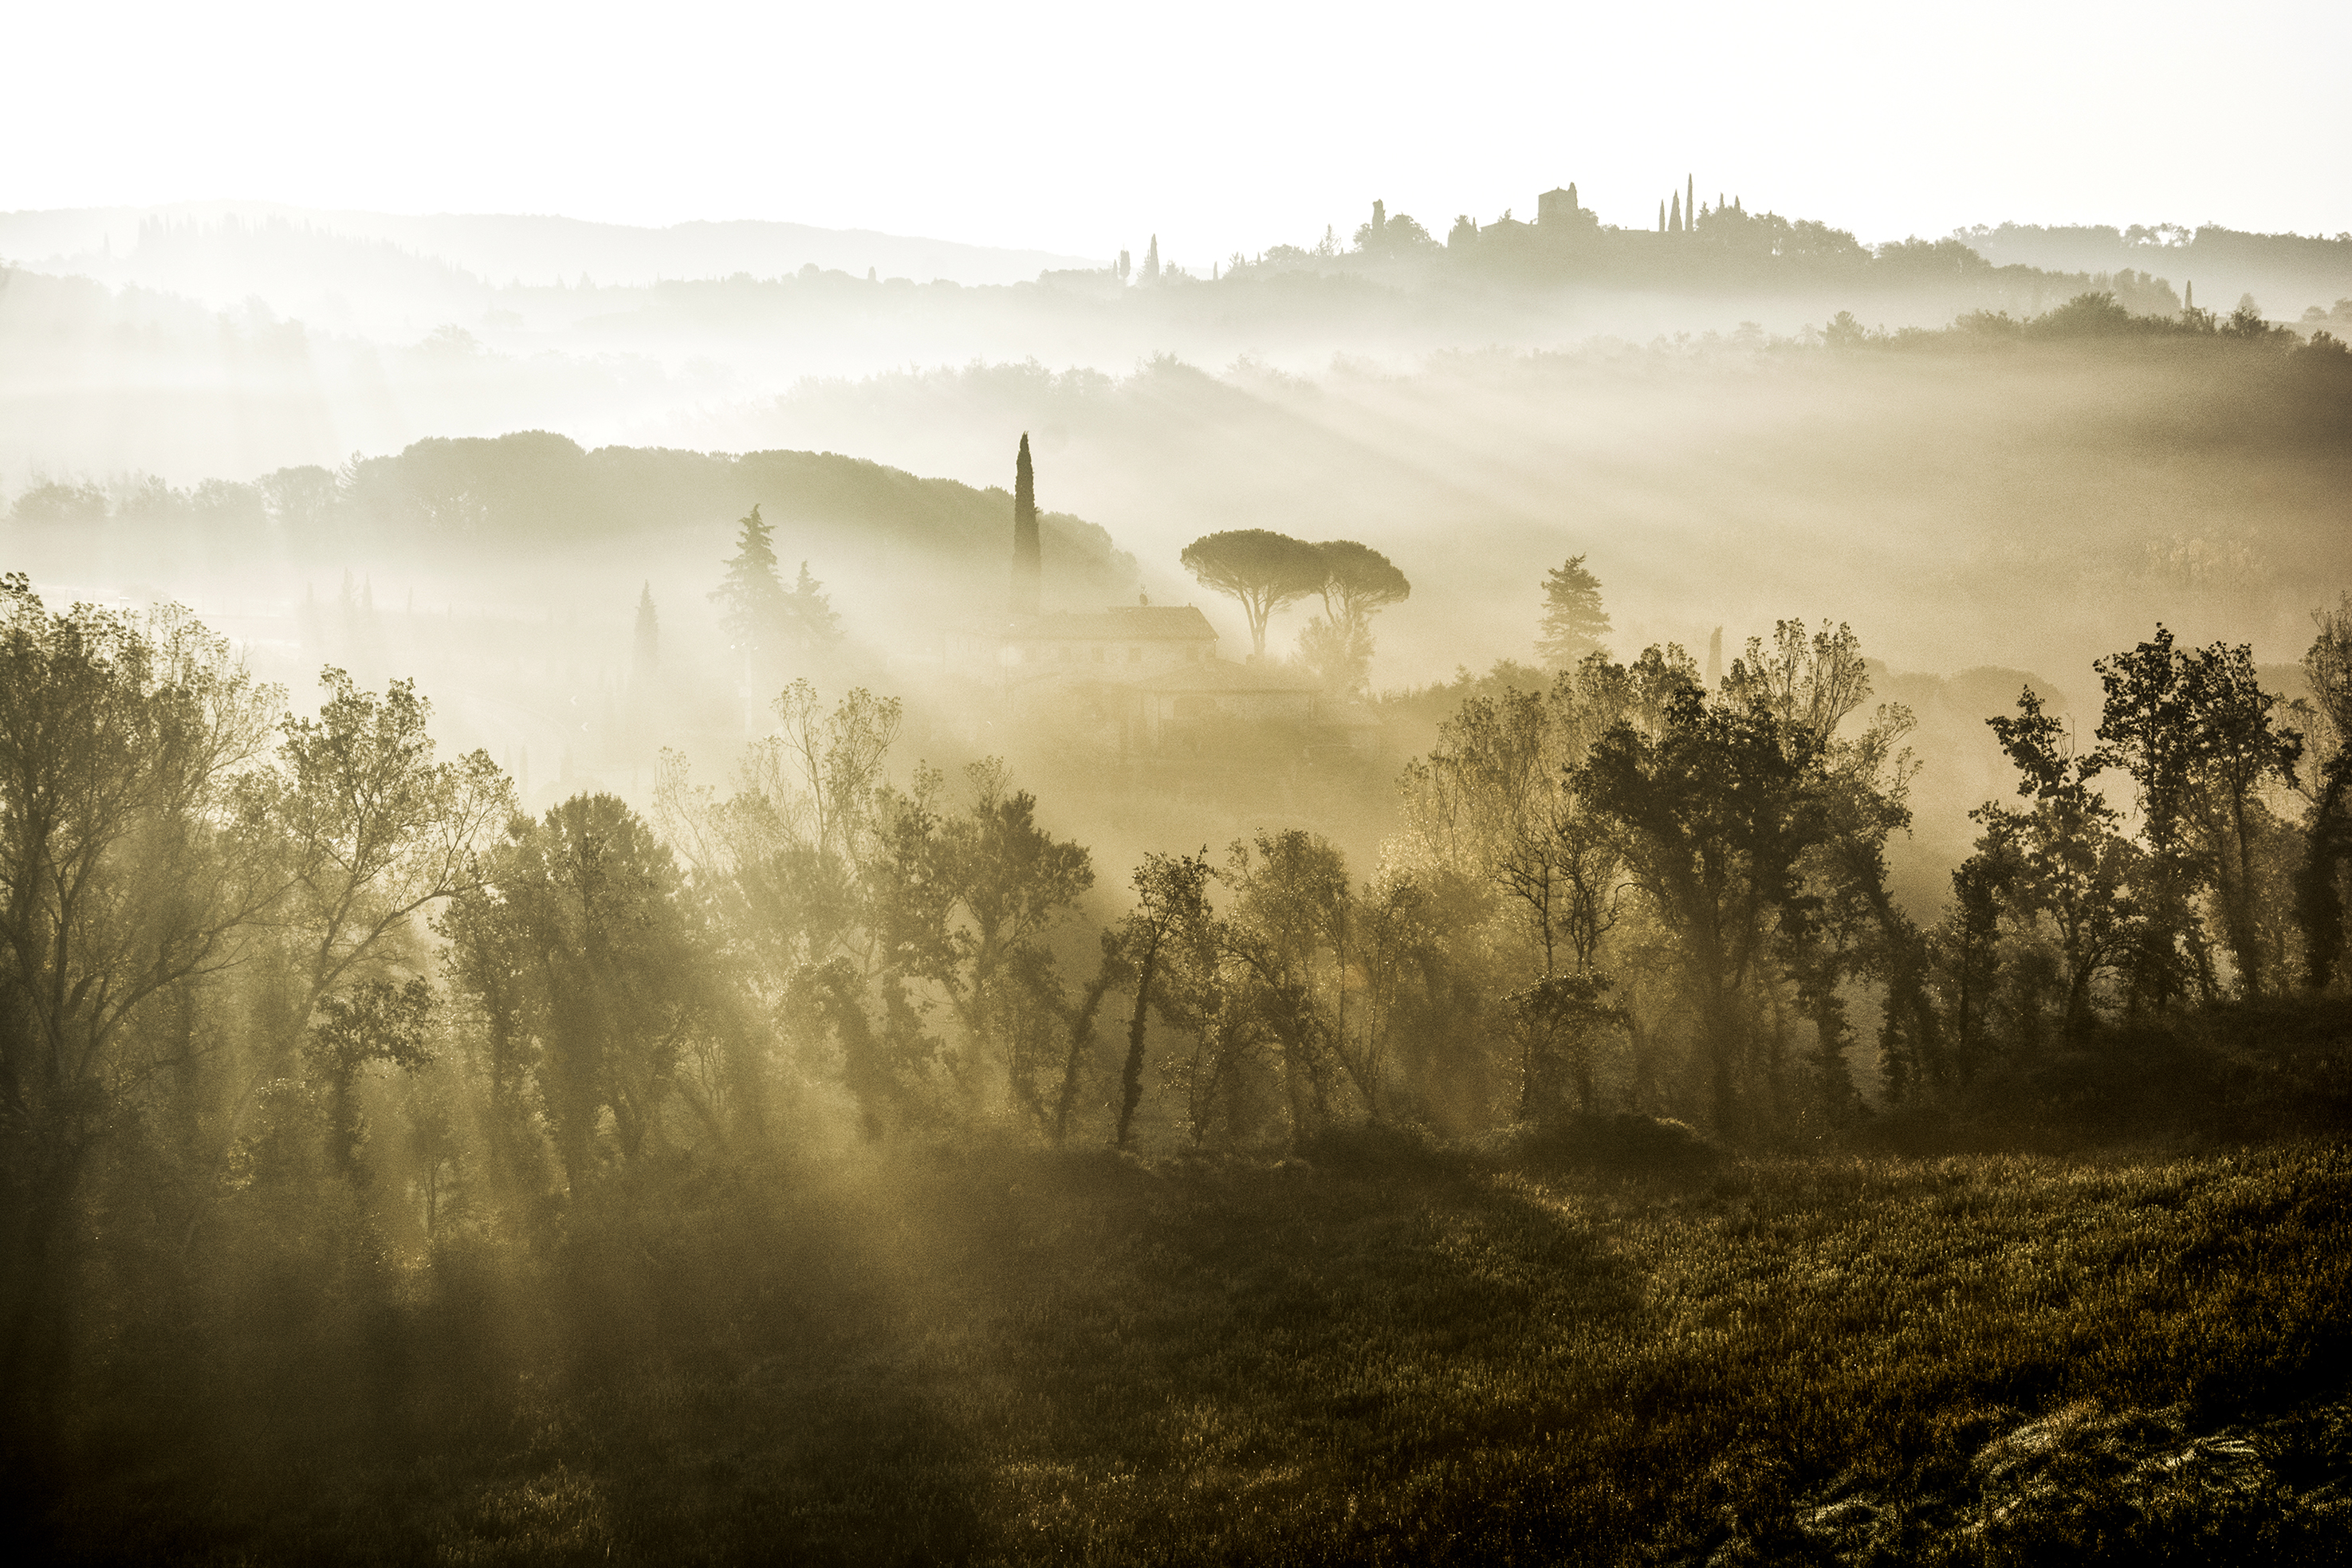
[269,670,512,1029]
[1399,675,1615,979]
[1933,847,2009,1080]
[1748,623,1923,1112]
[2094,626,2208,1007]
[2295,595,2352,987]
[10,481,111,524]
[254,465,343,556]
[1721,620,1875,743]
[1215,831,1357,1141]
[2097,627,2302,1001]
[1536,556,1611,669]
[1507,970,1622,1119]
[932,760,1092,1119]
[1575,627,1911,1134]
[1976,687,2139,1040]
[454,795,724,1187]
[656,684,921,1139]
[0,578,281,1436]
[1110,849,1211,1148]
[1179,529,1329,661]
[305,976,434,1186]
[2172,643,2302,997]
[1355,210,1435,253]
[1580,687,1819,1133]
[1297,615,1375,696]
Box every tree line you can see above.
[3,568,2346,1454]
[4,432,1135,600]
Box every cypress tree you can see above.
[1143,235,1159,281]
[1670,191,1682,233]
[1659,200,1667,232]
[1686,175,1694,231]
[1012,434,1041,616]
[632,582,659,681]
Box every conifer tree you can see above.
[1143,235,1160,281]
[633,582,659,681]
[1686,175,1694,231]
[1670,192,1682,233]
[789,562,842,646]
[714,505,785,652]
[1658,200,1667,233]
[1012,433,1041,616]
[1537,556,1612,668]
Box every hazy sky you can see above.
[10,1,2346,265]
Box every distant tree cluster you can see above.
[3,433,1137,603]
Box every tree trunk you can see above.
[1115,950,1158,1149]
[1052,969,1115,1147]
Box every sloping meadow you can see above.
[45,1124,2352,1565]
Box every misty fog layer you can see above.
[6,180,2352,1566]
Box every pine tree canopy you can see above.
[1538,554,1612,668]
[1313,540,1411,624]
[1180,529,1328,658]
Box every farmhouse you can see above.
[946,442,1375,756]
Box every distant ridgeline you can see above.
[1959,222,2352,315]
[9,430,1136,591]
[1123,191,2352,320]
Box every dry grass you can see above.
[39,1115,2352,1565]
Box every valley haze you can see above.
[4,8,2351,1562]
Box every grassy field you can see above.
[40,1089,2352,1566]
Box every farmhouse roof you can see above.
[1007,606,1218,642]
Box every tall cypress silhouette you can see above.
[632,582,659,681]
[1658,200,1666,232]
[1012,433,1041,615]
[1686,175,1694,231]
[1670,191,1682,233]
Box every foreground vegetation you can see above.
[6,566,2350,1561]
[32,1048,2352,1563]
